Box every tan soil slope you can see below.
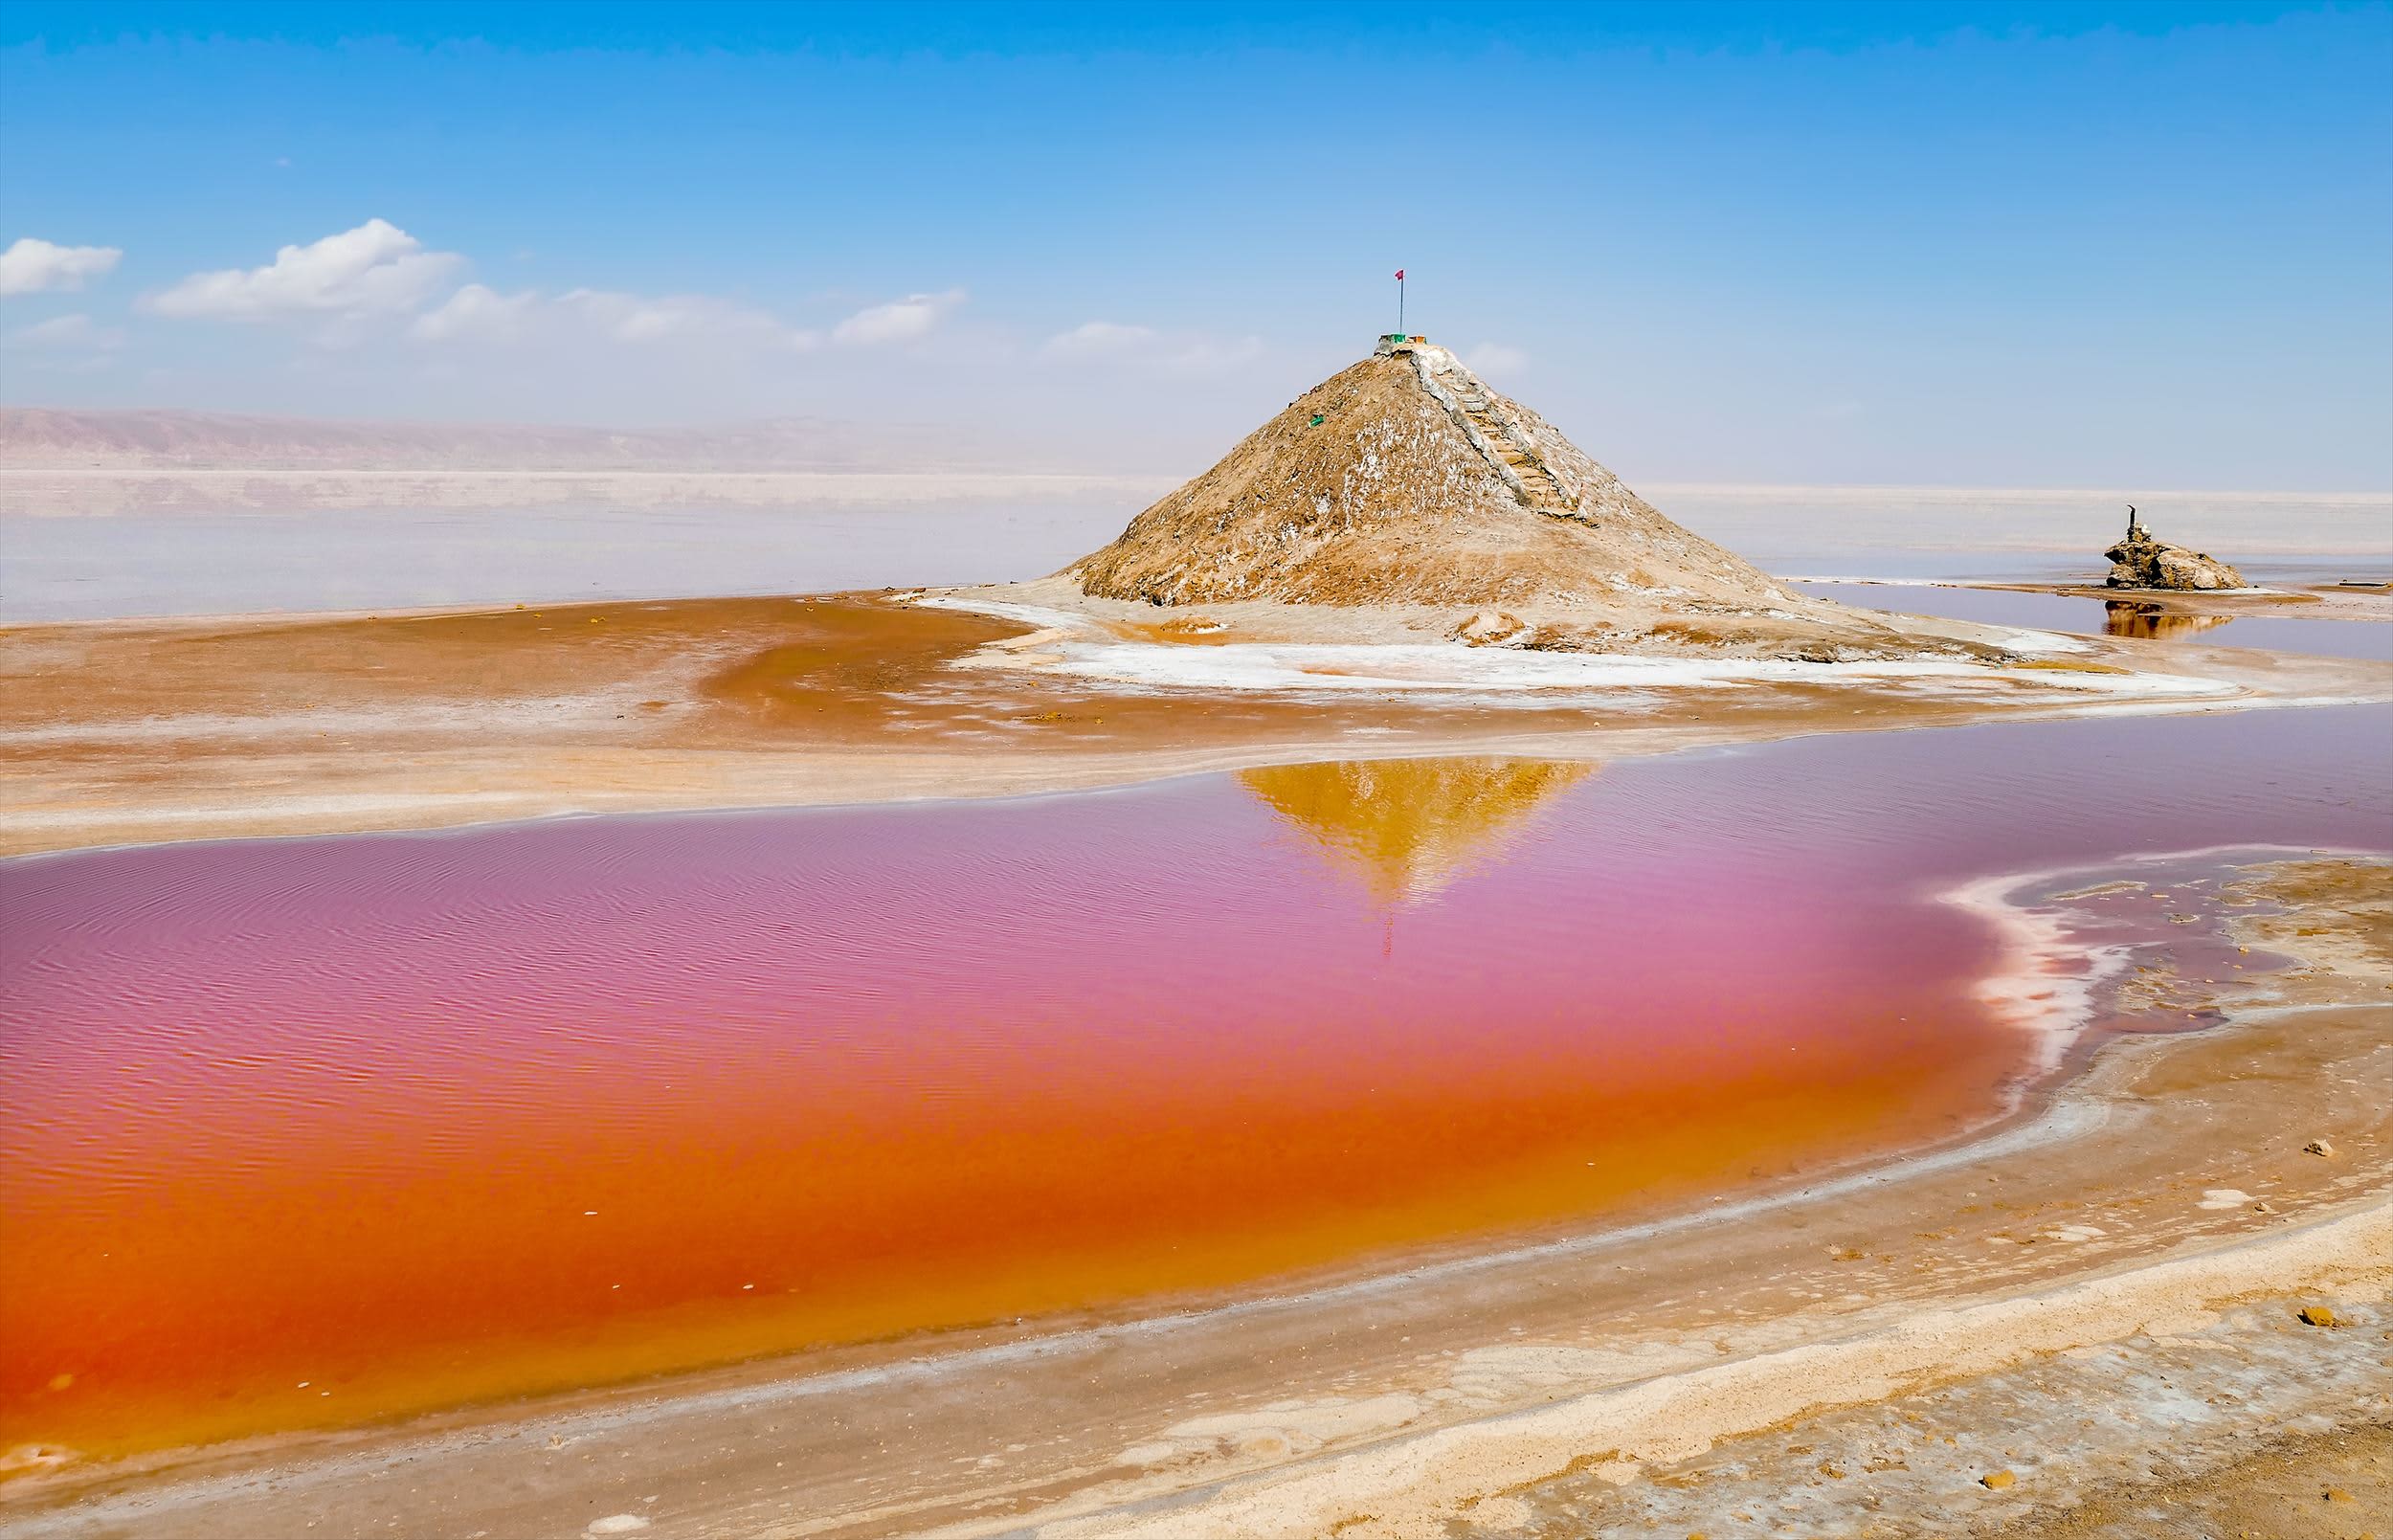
[1065,346,1798,612]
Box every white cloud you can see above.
[1041,320,1263,377]
[0,238,123,297]
[1464,343,1528,379]
[7,312,126,350]
[145,219,463,321]
[832,289,964,346]
[132,219,967,371]
[410,283,542,342]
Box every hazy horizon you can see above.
[7,408,2393,503]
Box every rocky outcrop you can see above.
[2105,513,2247,591]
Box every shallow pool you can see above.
[3,705,2387,1458]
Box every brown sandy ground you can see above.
[2,859,2385,1540]
[3,588,2384,858]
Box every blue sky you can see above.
[2,2,2386,487]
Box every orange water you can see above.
[5,709,2386,1460]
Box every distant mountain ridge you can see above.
[0,408,1018,472]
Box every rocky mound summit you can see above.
[2105,509,2247,591]
[1065,341,1796,613]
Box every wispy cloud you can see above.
[560,288,811,346]
[7,312,127,350]
[409,283,542,343]
[831,289,965,346]
[1041,320,1262,376]
[1157,334,1265,375]
[411,283,817,350]
[412,282,962,355]
[0,238,123,297]
[1041,321,1157,360]
[145,219,463,321]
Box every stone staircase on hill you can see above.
[1412,348,1586,524]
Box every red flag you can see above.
[1395,269,1404,280]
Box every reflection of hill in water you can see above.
[1239,757,1594,905]
[2104,601,2233,641]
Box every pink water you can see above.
[2,706,2386,1458]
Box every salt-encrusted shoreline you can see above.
[922,591,2259,706]
[1934,841,2377,1078]
[1942,865,2142,1078]
[1006,1203,2393,1540]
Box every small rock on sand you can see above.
[2305,1138,2337,1157]
[1981,1469,2017,1489]
[1451,611,1528,647]
[2299,1305,2338,1328]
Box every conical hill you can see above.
[1065,343,1791,612]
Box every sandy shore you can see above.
[3,584,2384,859]
[1,855,2385,1538]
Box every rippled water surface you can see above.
[3,707,2388,1458]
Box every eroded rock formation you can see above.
[2106,509,2247,591]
